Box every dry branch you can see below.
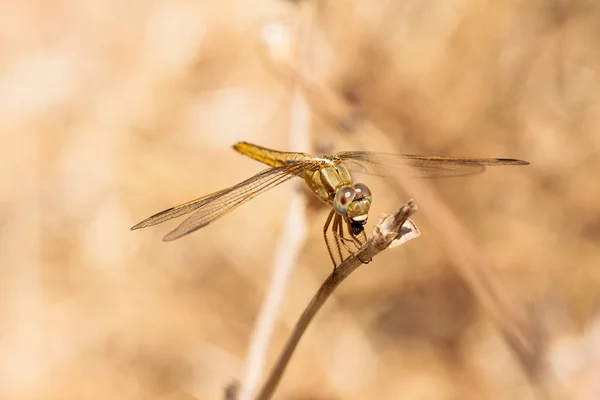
[256,200,419,400]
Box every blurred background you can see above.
[1,0,600,399]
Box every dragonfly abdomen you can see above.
[233,142,310,167]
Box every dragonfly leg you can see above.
[336,216,356,254]
[332,218,370,266]
[331,215,346,269]
[323,210,339,269]
[360,230,368,245]
[324,211,370,270]
[333,233,360,252]
[347,224,363,249]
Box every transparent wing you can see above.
[337,151,529,178]
[131,161,317,241]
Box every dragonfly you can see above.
[131,142,529,267]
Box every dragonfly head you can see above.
[333,183,372,235]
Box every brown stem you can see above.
[256,201,418,400]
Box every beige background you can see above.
[1,1,599,399]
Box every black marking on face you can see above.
[349,218,367,235]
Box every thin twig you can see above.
[256,200,419,400]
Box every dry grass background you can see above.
[1,0,600,399]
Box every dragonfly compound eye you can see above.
[353,183,372,200]
[333,186,356,215]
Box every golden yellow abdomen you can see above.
[233,142,310,167]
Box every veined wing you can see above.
[337,151,529,178]
[131,161,317,241]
